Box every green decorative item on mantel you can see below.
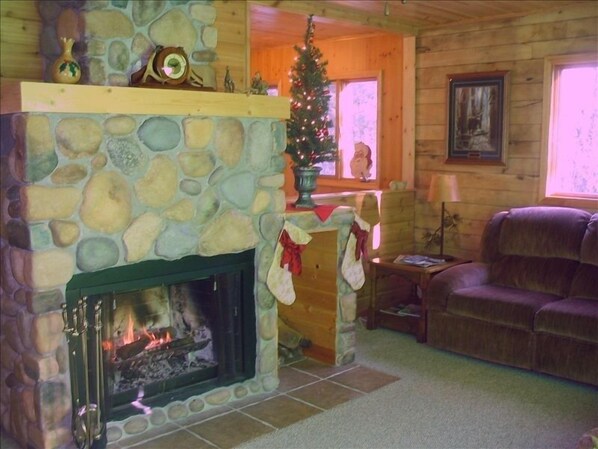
[286,14,337,208]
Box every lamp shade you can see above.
[427,174,461,203]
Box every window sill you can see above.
[539,195,598,211]
[318,178,381,191]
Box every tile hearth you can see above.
[100,359,400,449]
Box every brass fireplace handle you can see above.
[63,303,87,447]
[94,301,104,440]
[61,304,80,412]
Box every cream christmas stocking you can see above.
[342,214,370,290]
[267,221,312,305]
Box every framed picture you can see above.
[446,71,509,165]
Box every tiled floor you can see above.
[109,358,400,449]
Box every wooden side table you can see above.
[367,256,471,343]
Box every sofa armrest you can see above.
[428,262,490,310]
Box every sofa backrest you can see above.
[482,206,592,297]
[499,207,590,259]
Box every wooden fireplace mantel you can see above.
[0,80,290,119]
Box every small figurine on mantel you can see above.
[249,71,269,95]
[224,66,235,93]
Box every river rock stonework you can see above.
[0,108,287,449]
[1,103,360,448]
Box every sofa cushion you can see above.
[446,284,561,330]
[490,255,578,297]
[535,297,598,343]
[498,206,590,260]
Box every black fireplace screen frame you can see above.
[64,251,256,445]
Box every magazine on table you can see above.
[393,254,446,267]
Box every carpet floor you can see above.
[238,323,598,449]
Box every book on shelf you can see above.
[393,254,446,267]
[384,303,421,317]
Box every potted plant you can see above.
[286,15,337,208]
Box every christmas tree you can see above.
[286,15,337,168]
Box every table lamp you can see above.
[427,174,461,259]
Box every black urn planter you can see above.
[293,166,321,208]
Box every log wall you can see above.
[414,4,598,261]
[0,0,42,80]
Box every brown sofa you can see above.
[427,206,598,386]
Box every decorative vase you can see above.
[52,37,81,84]
[293,166,321,208]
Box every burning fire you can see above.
[102,313,172,353]
[142,327,172,350]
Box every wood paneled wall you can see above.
[414,4,598,261]
[213,0,248,92]
[251,33,406,197]
[0,0,42,80]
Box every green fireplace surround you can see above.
[65,251,257,424]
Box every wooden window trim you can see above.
[321,70,383,188]
[539,53,598,210]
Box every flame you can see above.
[106,313,173,353]
[123,313,135,345]
[144,328,172,350]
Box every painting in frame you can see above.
[446,71,509,165]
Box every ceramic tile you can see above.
[127,428,214,449]
[175,405,233,427]
[276,365,320,392]
[227,390,280,409]
[330,365,400,393]
[188,410,274,449]
[287,379,363,409]
[289,358,357,378]
[242,394,322,428]
[116,422,179,447]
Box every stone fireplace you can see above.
[0,2,361,448]
[0,81,360,449]
[0,80,291,448]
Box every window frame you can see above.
[540,53,598,209]
[317,70,383,190]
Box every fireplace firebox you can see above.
[63,251,256,449]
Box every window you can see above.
[541,54,598,207]
[318,75,380,183]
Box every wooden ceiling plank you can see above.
[250,1,594,49]
[249,0,419,35]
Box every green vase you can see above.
[293,166,321,208]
